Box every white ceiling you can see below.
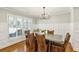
[2,7,71,19]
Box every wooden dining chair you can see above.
[50,33,71,52]
[25,30,30,38]
[26,33,36,52]
[36,34,47,52]
[26,38,31,52]
[47,30,54,35]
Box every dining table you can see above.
[34,32,64,44]
[45,34,64,43]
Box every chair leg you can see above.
[51,45,65,52]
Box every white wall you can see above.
[37,13,71,36]
[71,7,79,51]
[0,10,9,40]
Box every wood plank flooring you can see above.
[0,41,26,52]
[0,40,74,52]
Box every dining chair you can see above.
[25,30,30,38]
[26,38,31,52]
[26,33,36,52]
[47,30,54,35]
[50,33,71,52]
[36,34,47,52]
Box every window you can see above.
[23,18,33,32]
[8,15,33,38]
[23,18,28,29]
[28,19,32,30]
[8,15,23,37]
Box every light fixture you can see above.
[40,7,49,19]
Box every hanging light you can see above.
[41,7,49,19]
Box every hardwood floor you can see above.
[0,41,26,52]
[0,40,74,52]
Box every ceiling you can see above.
[2,7,71,19]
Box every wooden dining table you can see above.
[34,32,64,43]
[33,32,64,44]
[45,34,64,43]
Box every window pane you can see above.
[9,27,17,37]
[9,16,17,28]
[16,17,23,36]
[17,29,22,36]
[8,16,17,37]
[16,17,23,28]
[23,19,28,29]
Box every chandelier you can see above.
[40,7,49,19]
